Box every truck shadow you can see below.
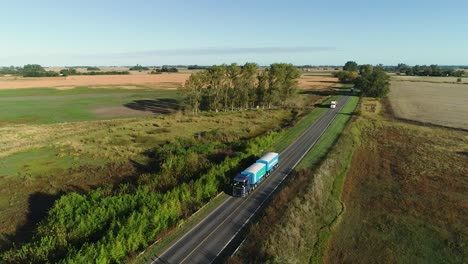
[124,98,179,114]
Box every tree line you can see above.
[59,68,129,76]
[179,63,300,114]
[151,65,178,73]
[0,64,128,77]
[395,63,464,77]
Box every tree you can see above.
[396,63,409,73]
[180,71,206,114]
[227,63,242,111]
[335,70,359,83]
[240,63,258,109]
[22,64,59,77]
[343,61,358,72]
[268,63,300,106]
[256,70,269,108]
[359,64,374,75]
[206,65,228,112]
[23,64,46,77]
[355,67,390,98]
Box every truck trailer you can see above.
[233,152,279,197]
[256,152,279,174]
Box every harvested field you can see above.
[325,99,468,264]
[298,75,338,90]
[0,73,190,89]
[389,81,468,130]
[392,75,468,83]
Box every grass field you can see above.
[389,81,468,130]
[324,99,468,264]
[0,87,179,124]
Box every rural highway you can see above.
[151,95,351,264]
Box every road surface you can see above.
[152,95,351,264]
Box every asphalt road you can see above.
[152,95,350,264]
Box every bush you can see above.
[1,130,280,263]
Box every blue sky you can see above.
[1,0,467,66]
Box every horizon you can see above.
[2,0,468,66]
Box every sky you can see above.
[1,0,467,66]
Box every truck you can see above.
[330,100,337,109]
[232,152,279,197]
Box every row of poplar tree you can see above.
[179,63,301,114]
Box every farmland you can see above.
[392,75,467,84]
[324,98,468,263]
[0,71,335,91]
[0,73,190,90]
[232,86,468,263]
[389,80,468,130]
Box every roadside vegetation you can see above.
[231,95,359,263]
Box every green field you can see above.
[0,87,179,124]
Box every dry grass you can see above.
[0,71,336,91]
[298,75,338,90]
[392,75,467,83]
[0,73,190,89]
[324,99,468,264]
[389,81,468,130]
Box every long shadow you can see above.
[304,80,339,84]
[1,192,63,251]
[124,98,180,114]
[301,88,355,97]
